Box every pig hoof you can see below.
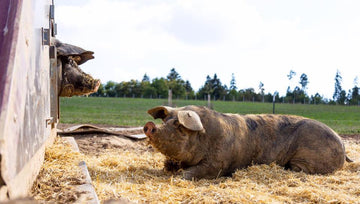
[183,171,197,181]
[164,159,181,172]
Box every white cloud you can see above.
[56,0,360,99]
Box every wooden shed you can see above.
[0,0,59,199]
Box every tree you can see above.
[349,77,359,105]
[140,74,151,97]
[104,81,117,97]
[346,89,352,105]
[167,68,180,81]
[244,88,256,101]
[230,73,237,90]
[229,73,238,101]
[354,76,359,87]
[349,86,359,105]
[204,75,213,94]
[285,86,293,103]
[115,80,140,97]
[184,80,194,99]
[299,73,309,92]
[287,70,296,103]
[259,81,264,102]
[128,79,141,97]
[166,68,186,98]
[221,85,229,101]
[299,73,309,103]
[142,73,150,82]
[211,74,225,100]
[142,85,157,98]
[287,70,296,80]
[293,86,303,103]
[333,70,343,103]
[115,82,126,97]
[339,90,347,105]
[151,77,168,98]
[312,93,323,105]
[197,74,227,100]
[197,75,213,99]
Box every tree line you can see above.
[91,68,360,105]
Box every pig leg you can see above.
[286,158,313,174]
[183,163,223,180]
[286,147,345,174]
[164,158,182,172]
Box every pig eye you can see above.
[172,120,181,128]
[173,120,188,135]
[170,120,186,135]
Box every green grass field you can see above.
[60,97,360,134]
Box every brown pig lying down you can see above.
[143,105,352,180]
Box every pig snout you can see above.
[93,80,101,92]
[144,122,157,138]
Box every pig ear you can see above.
[55,39,94,65]
[147,106,174,119]
[178,111,204,131]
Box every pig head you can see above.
[144,105,351,180]
[55,40,100,97]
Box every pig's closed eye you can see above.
[173,121,187,135]
[170,120,186,134]
[172,120,185,132]
[173,120,180,128]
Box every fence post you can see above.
[168,89,172,107]
[273,95,276,114]
[207,94,211,108]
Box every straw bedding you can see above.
[32,132,360,203]
[31,138,86,203]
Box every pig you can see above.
[143,105,352,180]
[55,40,100,97]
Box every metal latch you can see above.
[46,117,54,127]
[49,45,56,59]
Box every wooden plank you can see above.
[7,128,56,198]
[62,137,100,204]
[58,125,147,140]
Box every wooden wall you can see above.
[0,0,58,199]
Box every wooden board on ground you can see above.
[58,124,146,140]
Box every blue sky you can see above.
[56,0,360,99]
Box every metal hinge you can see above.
[42,28,50,46]
[52,23,57,36]
[50,5,55,20]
